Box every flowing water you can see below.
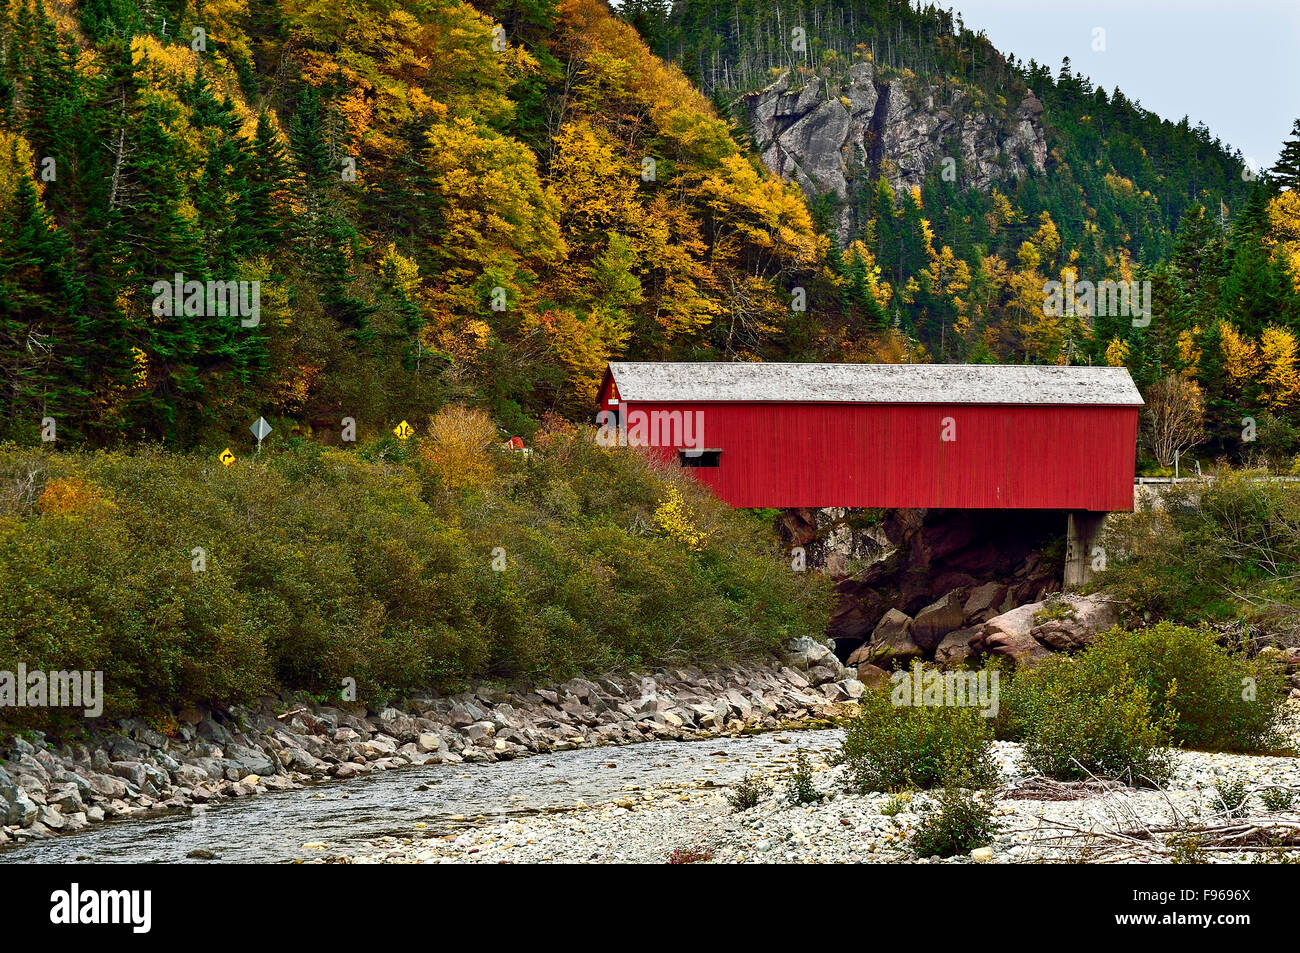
[1,728,841,864]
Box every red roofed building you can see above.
[596,362,1144,586]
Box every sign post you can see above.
[250,417,272,453]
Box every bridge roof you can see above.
[607,362,1143,406]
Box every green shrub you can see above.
[1001,624,1285,767]
[0,432,831,735]
[911,784,999,859]
[1032,592,1075,626]
[1015,654,1175,784]
[785,749,822,805]
[881,791,912,816]
[838,671,999,793]
[1260,787,1296,812]
[1072,623,1284,753]
[728,772,768,812]
[1214,777,1250,817]
[1101,472,1300,635]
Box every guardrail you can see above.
[1134,475,1300,484]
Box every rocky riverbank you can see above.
[0,639,861,850]
[336,709,1300,865]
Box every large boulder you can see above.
[850,609,922,666]
[855,663,891,688]
[912,590,967,650]
[934,627,982,667]
[1032,594,1121,651]
[829,586,887,642]
[781,637,845,685]
[963,582,1007,624]
[0,766,39,827]
[978,603,1051,666]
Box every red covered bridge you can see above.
[596,362,1144,586]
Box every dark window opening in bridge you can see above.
[680,449,722,468]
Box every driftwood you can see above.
[1000,776,1126,801]
[1012,759,1300,861]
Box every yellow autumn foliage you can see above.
[37,477,113,517]
[1260,325,1300,410]
[417,405,498,494]
[653,485,707,551]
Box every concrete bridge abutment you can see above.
[1064,510,1108,590]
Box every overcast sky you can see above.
[942,0,1299,170]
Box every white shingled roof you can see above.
[607,362,1144,406]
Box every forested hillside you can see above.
[0,0,831,447]
[627,0,1300,463]
[1,0,1299,468]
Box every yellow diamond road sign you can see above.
[219,448,235,466]
[393,420,414,440]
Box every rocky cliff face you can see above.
[745,62,1048,244]
[780,506,1064,659]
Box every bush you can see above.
[1261,787,1296,812]
[839,671,999,793]
[0,430,831,735]
[416,405,499,495]
[911,784,999,859]
[1001,624,1285,765]
[1101,472,1300,637]
[1214,777,1250,818]
[1077,624,1285,753]
[1012,653,1175,784]
[728,772,768,812]
[785,749,822,805]
[667,845,715,864]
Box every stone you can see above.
[47,785,85,815]
[196,717,234,746]
[852,609,922,665]
[85,771,129,798]
[963,582,1006,624]
[172,764,211,787]
[0,768,39,827]
[837,678,865,700]
[979,603,1051,666]
[912,590,967,650]
[781,636,838,670]
[934,627,982,667]
[855,663,890,687]
[224,744,275,778]
[357,735,399,760]
[108,760,146,789]
[1031,594,1121,652]
[652,711,684,729]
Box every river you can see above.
[0,728,840,864]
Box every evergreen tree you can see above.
[0,175,85,434]
[1271,118,1300,189]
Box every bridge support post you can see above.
[1064,510,1108,590]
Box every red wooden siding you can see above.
[616,400,1137,511]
